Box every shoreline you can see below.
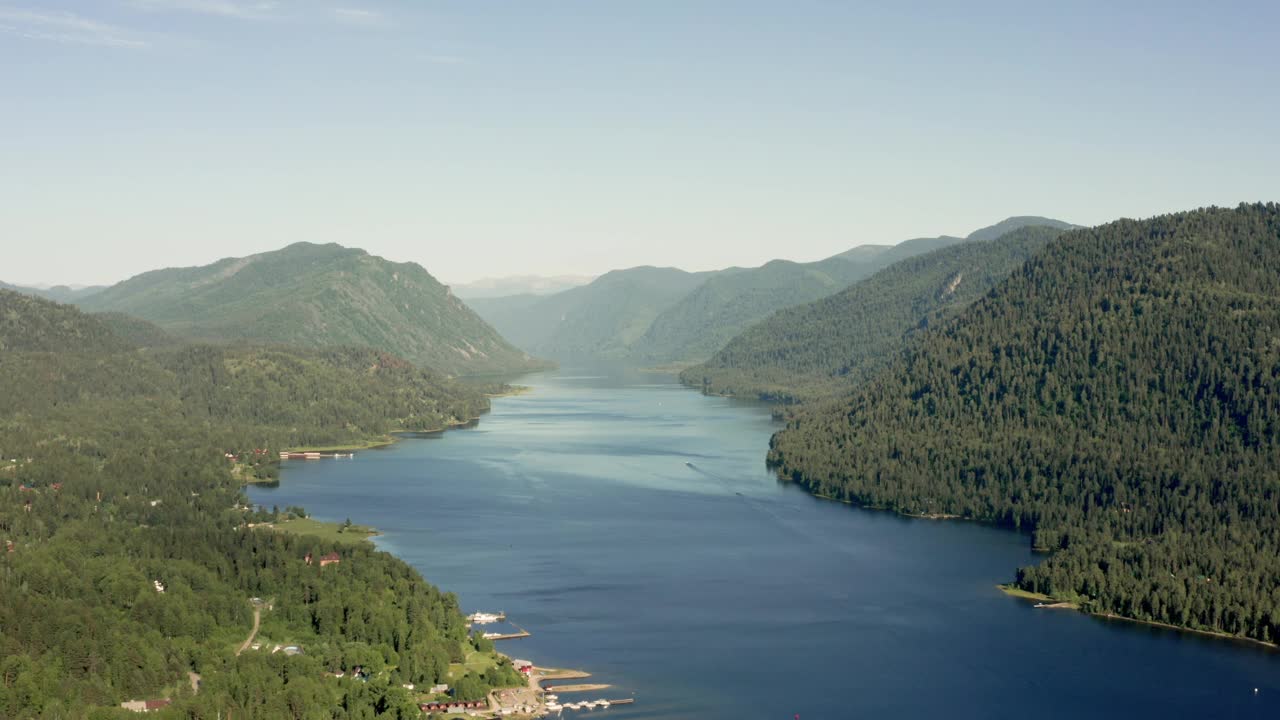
[797,481,1280,652]
[279,413,490,455]
[251,389,611,717]
[485,385,533,398]
[997,583,1277,650]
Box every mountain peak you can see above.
[76,243,544,376]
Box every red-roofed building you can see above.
[319,552,341,567]
[419,700,485,713]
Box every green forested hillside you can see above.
[75,242,546,377]
[633,257,870,363]
[681,225,1067,401]
[467,266,713,359]
[469,217,1072,364]
[641,217,1077,364]
[0,291,522,718]
[768,204,1280,643]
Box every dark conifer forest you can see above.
[0,291,522,719]
[768,204,1280,643]
[681,225,1069,402]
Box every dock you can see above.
[544,683,610,693]
[537,669,590,681]
[278,452,354,460]
[482,623,531,641]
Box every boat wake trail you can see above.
[683,462,841,553]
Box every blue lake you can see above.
[251,368,1280,719]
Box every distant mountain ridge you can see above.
[467,216,1076,364]
[681,224,1070,401]
[74,242,547,376]
[0,281,107,304]
[468,266,713,359]
[638,216,1077,363]
[450,274,595,299]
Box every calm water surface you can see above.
[251,368,1280,719]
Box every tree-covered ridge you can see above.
[632,257,869,364]
[0,292,520,718]
[636,217,1078,364]
[768,204,1280,643]
[681,225,1067,402]
[0,289,135,353]
[74,242,548,377]
[0,280,106,304]
[467,266,714,360]
[469,217,1074,364]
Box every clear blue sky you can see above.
[2,1,1277,286]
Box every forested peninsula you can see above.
[768,204,1280,644]
[0,290,525,718]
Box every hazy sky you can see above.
[2,1,1277,286]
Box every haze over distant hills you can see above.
[450,274,596,299]
[74,242,547,377]
[0,281,107,304]
[681,224,1070,401]
[466,266,714,359]
[469,216,1076,364]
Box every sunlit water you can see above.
[252,368,1280,719]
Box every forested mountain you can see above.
[74,242,546,376]
[681,225,1067,401]
[768,204,1280,644]
[470,216,1073,364]
[0,290,523,718]
[0,280,106,303]
[466,266,713,359]
[637,217,1078,364]
[632,257,871,363]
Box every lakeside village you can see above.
[416,612,635,718]
[220,451,634,718]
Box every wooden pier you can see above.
[483,623,531,641]
[543,683,610,693]
[537,669,590,681]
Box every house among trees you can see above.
[120,698,171,713]
[306,551,341,567]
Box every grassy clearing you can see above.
[445,650,500,680]
[997,583,1056,602]
[272,517,379,545]
[284,437,397,453]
